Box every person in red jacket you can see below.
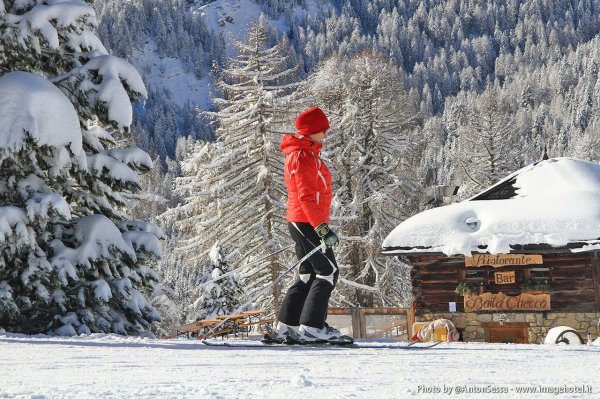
[267,106,351,344]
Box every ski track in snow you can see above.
[0,335,598,398]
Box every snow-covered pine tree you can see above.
[306,51,420,306]
[154,140,204,325]
[128,154,183,336]
[0,0,162,335]
[448,85,525,197]
[567,44,600,161]
[173,15,300,312]
[191,244,244,321]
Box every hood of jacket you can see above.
[280,134,322,156]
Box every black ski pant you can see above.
[278,222,339,328]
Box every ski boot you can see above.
[262,322,302,344]
[299,323,354,345]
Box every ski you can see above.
[201,339,443,350]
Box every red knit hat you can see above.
[295,107,330,136]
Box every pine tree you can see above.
[129,154,183,336]
[450,84,524,197]
[305,51,420,306]
[191,244,244,321]
[0,0,162,335]
[173,16,301,312]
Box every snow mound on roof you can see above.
[471,157,600,198]
[0,71,82,157]
[383,158,600,256]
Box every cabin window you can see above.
[458,268,549,294]
[458,269,487,294]
[522,267,552,292]
[528,267,551,282]
[464,269,486,284]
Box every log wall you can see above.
[408,252,600,314]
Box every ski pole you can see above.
[199,242,325,341]
[199,244,295,287]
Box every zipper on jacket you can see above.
[316,192,320,204]
[314,154,328,189]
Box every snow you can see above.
[83,55,147,129]
[209,242,222,265]
[0,281,12,301]
[105,148,153,171]
[4,1,99,51]
[82,125,115,151]
[51,215,137,272]
[544,326,585,345]
[28,2,96,49]
[195,0,278,56]
[26,192,71,221]
[0,71,83,159]
[127,1,333,112]
[87,153,141,185]
[123,231,162,258]
[195,0,331,54]
[0,335,598,398]
[17,175,48,196]
[211,267,223,280]
[383,158,600,256]
[130,40,212,109]
[72,215,137,260]
[92,279,112,302]
[0,206,32,245]
[69,28,108,54]
[117,221,165,240]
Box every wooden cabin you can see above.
[383,158,600,343]
[404,250,600,343]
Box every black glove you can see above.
[315,222,339,248]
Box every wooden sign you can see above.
[465,254,543,267]
[464,292,550,312]
[494,271,515,285]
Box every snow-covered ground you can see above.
[0,334,597,398]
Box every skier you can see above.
[266,106,352,344]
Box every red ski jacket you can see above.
[281,134,332,227]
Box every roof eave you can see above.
[382,242,600,257]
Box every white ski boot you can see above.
[263,322,302,344]
[299,323,354,345]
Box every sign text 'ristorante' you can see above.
[465,254,543,267]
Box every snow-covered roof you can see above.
[382,158,600,256]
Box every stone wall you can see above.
[416,312,600,344]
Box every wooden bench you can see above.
[237,318,275,329]
[216,314,246,321]
[223,313,274,338]
[164,311,275,340]
[169,320,222,338]
[196,328,234,340]
[238,310,269,316]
